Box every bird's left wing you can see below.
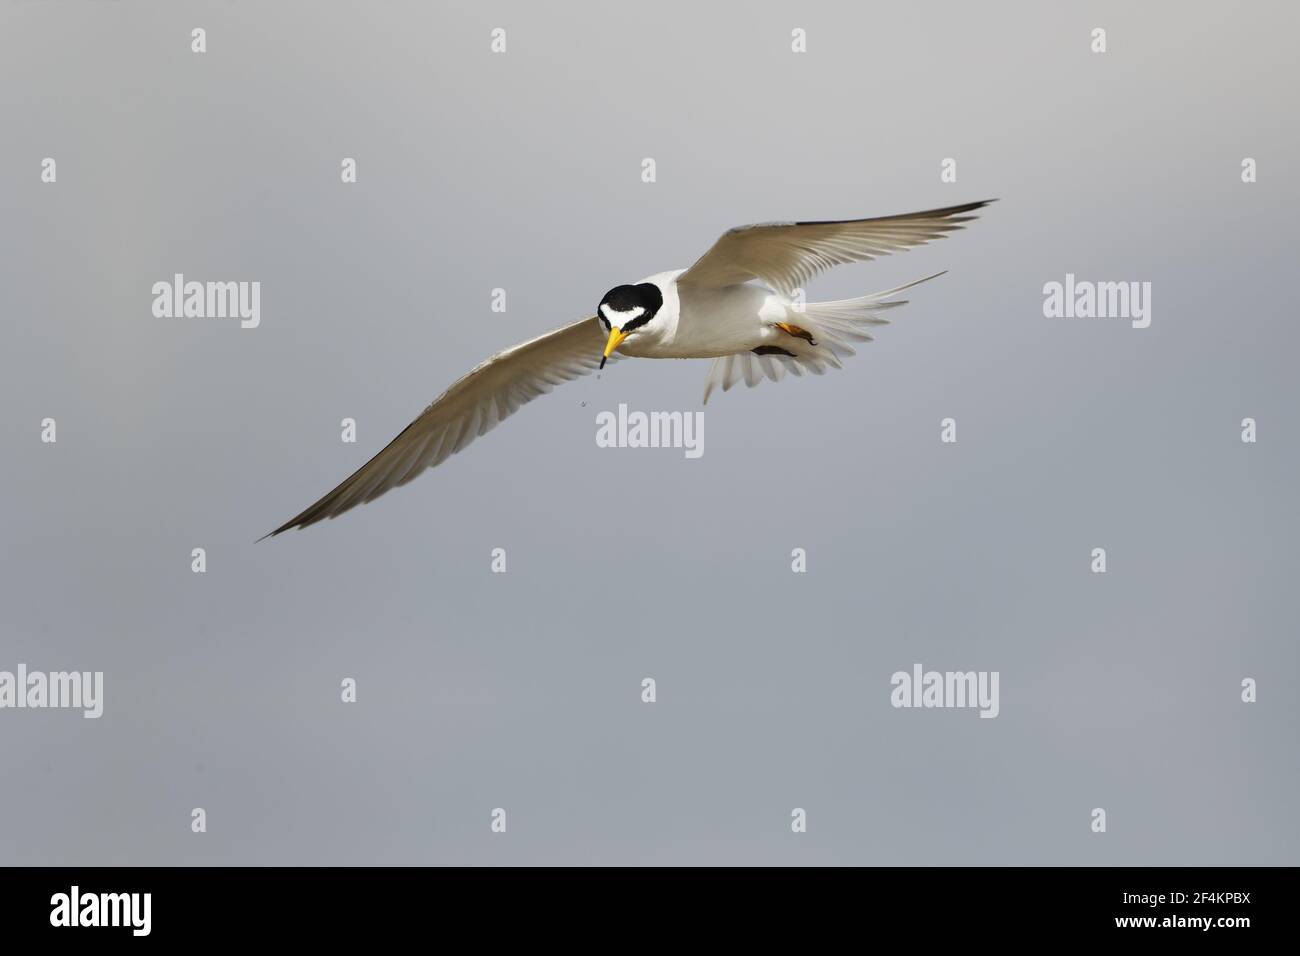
[677,200,994,296]
[264,316,606,536]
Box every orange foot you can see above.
[775,322,817,346]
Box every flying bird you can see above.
[265,199,994,536]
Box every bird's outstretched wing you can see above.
[677,200,994,296]
[264,316,606,536]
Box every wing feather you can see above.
[678,200,994,295]
[264,315,607,536]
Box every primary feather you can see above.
[263,316,607,536]
[678,200,992,296]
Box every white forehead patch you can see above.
[600,303,645,325]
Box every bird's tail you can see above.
[797,270,945,358]
[701,271,945,404]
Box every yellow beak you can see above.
[600,326,628,369]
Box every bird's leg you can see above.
[775,322,817,346]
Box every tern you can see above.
[265,199,993,536]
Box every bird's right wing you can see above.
[264,315,607,536]
[678,200,993,296]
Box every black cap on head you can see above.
[597,282,663,333]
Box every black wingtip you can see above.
[256,522,293,542]
[942,198,998,216]
[795,198,999,228]
[932,198,998,217]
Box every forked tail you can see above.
[701,271,946,404]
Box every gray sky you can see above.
[1,0,1296,865]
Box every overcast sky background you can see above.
[1,0,1296,864]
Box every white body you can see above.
[619,270,793,359]
[614,268,936,404]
